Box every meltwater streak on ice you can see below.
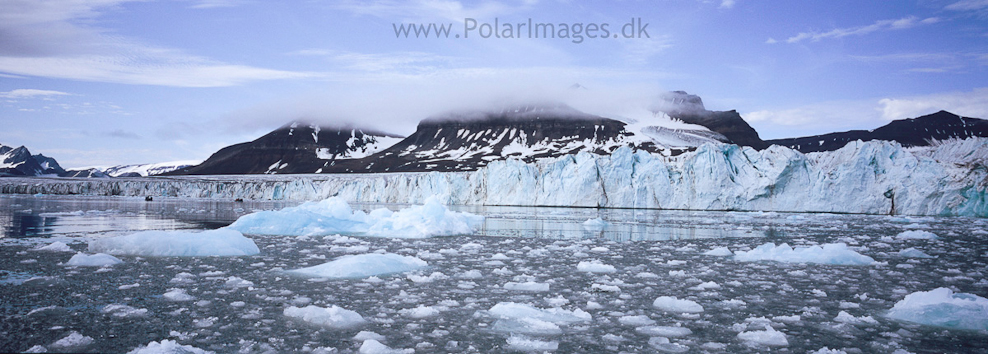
[3,138,988,217]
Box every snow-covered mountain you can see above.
[173,121,403,175]
[766,110,988,153]
[651,91,768,149]
[0,143,65,176]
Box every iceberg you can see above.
[288,253,427,279]
[733,243,875,265]
[88,229,259,257]
[5,139,988,217]
[886,287,988,331]
[895,230,939,240]
[284,305,367,328]
[737,326,788,347]
[65,253,123,267]
[898,247,934,258]
[228,196,483,238]
[487,302,591,334]
[652,296,704,313]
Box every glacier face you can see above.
[2,139,987,217]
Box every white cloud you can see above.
[719,0,736,9]
[0,0,313,87]
[333,0,535,22]
[946,0,988,11]
[785,16,937,44]
[182,0,249,9]
[0,89,72,99]
[878,88,988,120]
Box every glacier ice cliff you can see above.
[2,139,987,217]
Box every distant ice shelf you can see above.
[2,138,988,217]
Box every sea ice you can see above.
[34,241,72,252]
[50,331,94,349]
[163,288,195,302]
[703,247,733,256]
[895,230,939,240]
[737,326,788,347]
[733,243,875,265]
[505,335,559,351]
[503,281,550,292]
[88,229,259,256]
[359,339,413,354]
[127,340,213,354]
[65,252,123,267]
[886,287,988,331]
[898,247,934,258]
[652,296,704,313]
[284,305,367,328]
[576,260,617,273]
[228,196,483,238]
[288,253,427,279]
[487,302,591,335]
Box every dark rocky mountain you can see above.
[0,144,65,176]
[329,103,661,173]
[171,121,404,175]
[651,91,769,149]
[765,110,988,153]
[61,168,109,178]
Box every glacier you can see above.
[3,138,988,217]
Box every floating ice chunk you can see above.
[810,348,848,354]
[163,288,195,302]
[228,196,483,238]
[65,252,123,267]
[127,340,213,354]
[690,281,721,290]
[886,287,988,331]
[89,229,259,257]
[503,281,550,292]
[833,311,878,325]
[505,335,559,351]
[102,304,148,318]
[618,315,656,326]
[35,241,72,252]
[737,326,788,347]
[636,326,693,337]
[895,230,939,240]
[353,331,386,342]
[898,247,934,258]
[359,339,413,354]
[224,276,254,289]
[284,305,367,329]
[488,302,591,335]
[733,243,875,265]
[648,337,689,353]
[289,253,427,279]
[653,296,704,313]
[407,272,448,283]
[703,247,733,256]
[23,345,47,353]
[591,283,621,293]
[576,260,616,273]
[50,331,94,350]
[400,305,440,318]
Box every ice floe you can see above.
[88,229,259,257]
[288,253,427,279]
[733,242,875,265]
[886,287,988,331]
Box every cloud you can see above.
[0,89,72,99]
[785,16,938,43]
[181,0,249,9]
[333,0,535,22]
[103,129,141,139]
[878,88,988,120]
[719,0,736,9]
[0,0,314,87]
[946,0,988,11]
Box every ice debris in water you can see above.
[506,335,559,351]
[65,252,123,267]
[737,326,788,347]
[227,196,483,238]
[126,340,213,354]
[284,305,367,329]
[50,331,94,350]
[898,247,934,258]
[576,260,616,273]
[886,287,988,331]
[895,230,940,240]
[34,241,72,252]
[582,217,607,229]
[703,246,733,256]
[652,296,704,313]
[487,302,591,335]
[88,228,259,256]
[288,253,427,279]
[733,242,875,265]
[358,339,413,354]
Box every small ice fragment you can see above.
[163,288,195,302]
[503,281,550,292]
[733,243,875,265]
[35,241,72,252]
[89,228,259,256]
[895,230,939,240]
[653,296,704,313]
[737,326,788,347]
[886,287,988,331]
[576,260,616,273]
[400,305,440,318]
[284,305,367,329]
[618,315,656,326]
[898,247,934,258]
[50,331,94,349]
[703,247,733,256]
[359,339,413,354]
[65,253,123,267]
[505,335,558,351]
[289,253,427,279]
[127,340,213,354]
[353,331,386,342]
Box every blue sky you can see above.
[1,0,986,168]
